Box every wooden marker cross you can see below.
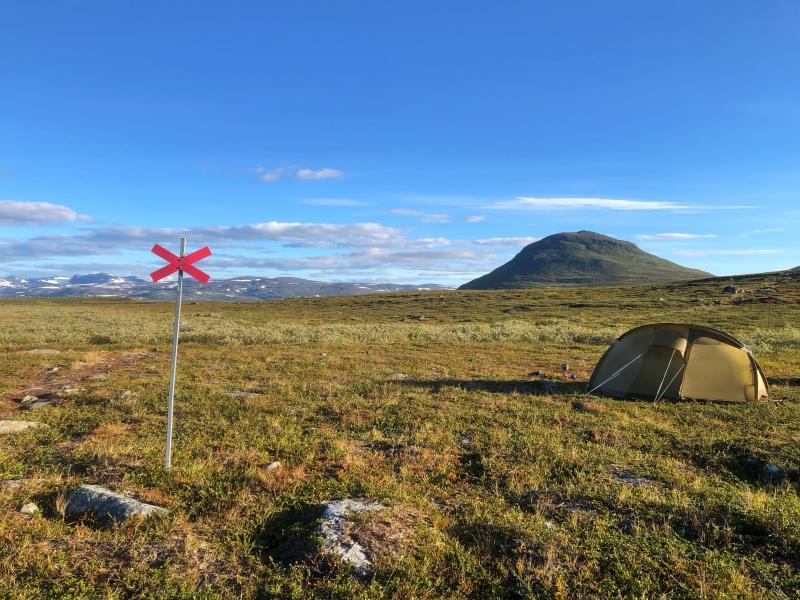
[151,239,212,469]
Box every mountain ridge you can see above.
[460,230,713,289]
[0,273,451,300]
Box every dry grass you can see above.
[0,275,799,598]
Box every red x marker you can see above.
[150,243,212,284]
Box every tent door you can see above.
[628,346,684,399]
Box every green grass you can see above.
[1,273,799,598]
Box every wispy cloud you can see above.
[473,236,539,246]
[741,227,785,237]
[637,233,717,240]
[295,168,344,180]
[486,196,753,212]
[388,209,485,224]
[674,248,784,257]
[0,200,92,225]
[246,166,345,183]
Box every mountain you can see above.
[460,231,712,289]
[0,273,451,300]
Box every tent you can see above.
[587,323,768,402]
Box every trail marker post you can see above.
[151,238,211,469]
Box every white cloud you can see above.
[487,197,752,212]
[416,237,453,246]
[207,247,484,274]
[0,220,409,262]
[295,168,344,180]
[473,236,539,246]
[463,215,485,223]
[0,200,92,225]
[675,249,784,257]
[637,233,717,240]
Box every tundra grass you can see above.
[0,275,798,599]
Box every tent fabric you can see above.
[588,323,769,402]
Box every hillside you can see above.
[461,230,712,289]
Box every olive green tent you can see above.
[588,323,768,402]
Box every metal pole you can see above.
[165,237,186,470]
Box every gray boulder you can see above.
[65,484,166,523]
[319,498,386,577]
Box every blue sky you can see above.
[1,1,798,284]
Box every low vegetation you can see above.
[1,272,798,598]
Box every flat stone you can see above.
[227,390,262,400]
[65,484,167,523]
[610,470,655,488]
[1,479,22,491]
[388,373,409,380]
[20,502,39,516]
[319,498,386,577]
[0,420,46,435]
[265,461,282,471]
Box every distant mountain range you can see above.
[0,273,451,300]
[461,230,713,289]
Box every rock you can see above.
[65,484,167,523]
[617,517,635,534]
[723,286,743,294]
[0,421,46,435]
[1,479,22,491]
[265,461,282,471]
[388,373,409,380]
[529,370,544,378]
[20,396,54,411]
[44,367,60,375]
[119,390,134,400]
[611,470,655,488]
[227,390,262,400]
[319,498,386,577]
[458,436,471,448]
[408,315,425,321]
[20,502,39,516]
[61,386,80,395]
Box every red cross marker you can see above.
[150,243,212,284]
[150,238,212,470]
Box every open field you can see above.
[1,272,799,599]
